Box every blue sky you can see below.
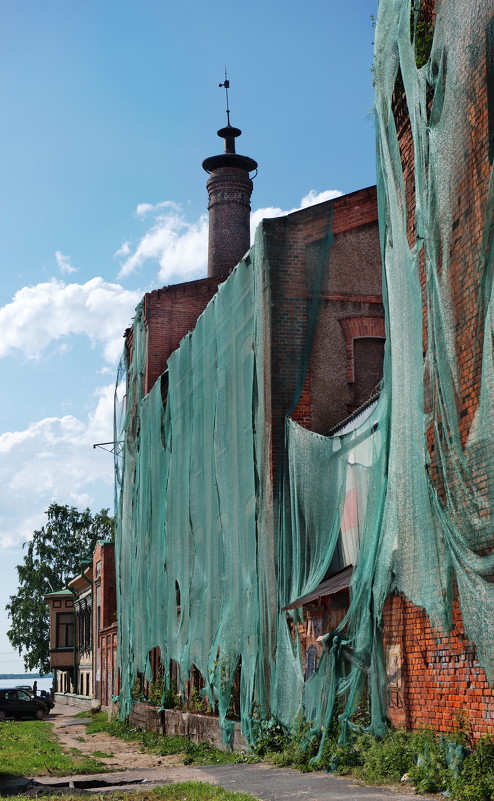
[0,0,377,673]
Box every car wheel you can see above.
[35,707,45,720]
[0,710,6,721]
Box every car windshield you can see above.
[17,691,31,701]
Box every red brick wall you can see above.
[93,541,116,630]
[383,594,494,739]
[93,541,117,704]
[143,277,224,394]
[263,185,383,475]
[383,4,494,736]
[99,624,118,708]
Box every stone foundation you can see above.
[54,693,92,709]
[128,702,247,752]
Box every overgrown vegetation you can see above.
[130,676,208,713]
[393,7,434,97]
[80,712,254,766]
[249,709,494,801]
[0,719,108,778]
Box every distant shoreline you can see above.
[0,673,53,679]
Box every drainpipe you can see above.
[81,571,94,699]
[67,587,78,695]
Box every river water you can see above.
[0,676,53,692]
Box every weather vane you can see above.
[219,68,231,126]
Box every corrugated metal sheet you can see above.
[282,565,353,610]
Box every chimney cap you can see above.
[202,152,258,174]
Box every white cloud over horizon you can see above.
[118,208,209,283]
[0,384,115,549]
[0,278,142,364]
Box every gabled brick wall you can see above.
[143,277,226,394]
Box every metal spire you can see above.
[203,70,257,174]
[219,68,231,126]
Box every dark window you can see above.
[76,606,91,655]
[57,613,74,648]
[305,646,318,680]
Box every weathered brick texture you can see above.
[143,277,225,394]
[93,541,118,706]
[383,595,494,738]
[263,185,383,475]
[206,167,253,279]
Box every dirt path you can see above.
[49,702,185,773]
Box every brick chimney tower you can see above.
[202,84,257,279]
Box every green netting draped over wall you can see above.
[115,0,494,744]
[297,0,494,744]
[115,247,275,741]
[297,0,494,743]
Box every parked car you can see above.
[38,690,55,712]
[15,685,55,712]
[0,688,48,720]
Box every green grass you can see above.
[0,781,259,801]
[0,719,108,778]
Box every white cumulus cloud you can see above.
[118,206,209,283]
[0,384,115,549]
[0,278,142,364]
[135,201,178,218]
[114,241,131,258]
[300,189,343,207]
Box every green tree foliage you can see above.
[6,503,114,674]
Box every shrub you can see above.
[250,715,288,757]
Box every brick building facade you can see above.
[93,540,118,707]
[115,13,494,730]
[45,541,117,707]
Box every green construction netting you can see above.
[115,0,494,746]
[300,0,494,746]
[115,249,274,741]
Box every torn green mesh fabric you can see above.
[303,0,494,746]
